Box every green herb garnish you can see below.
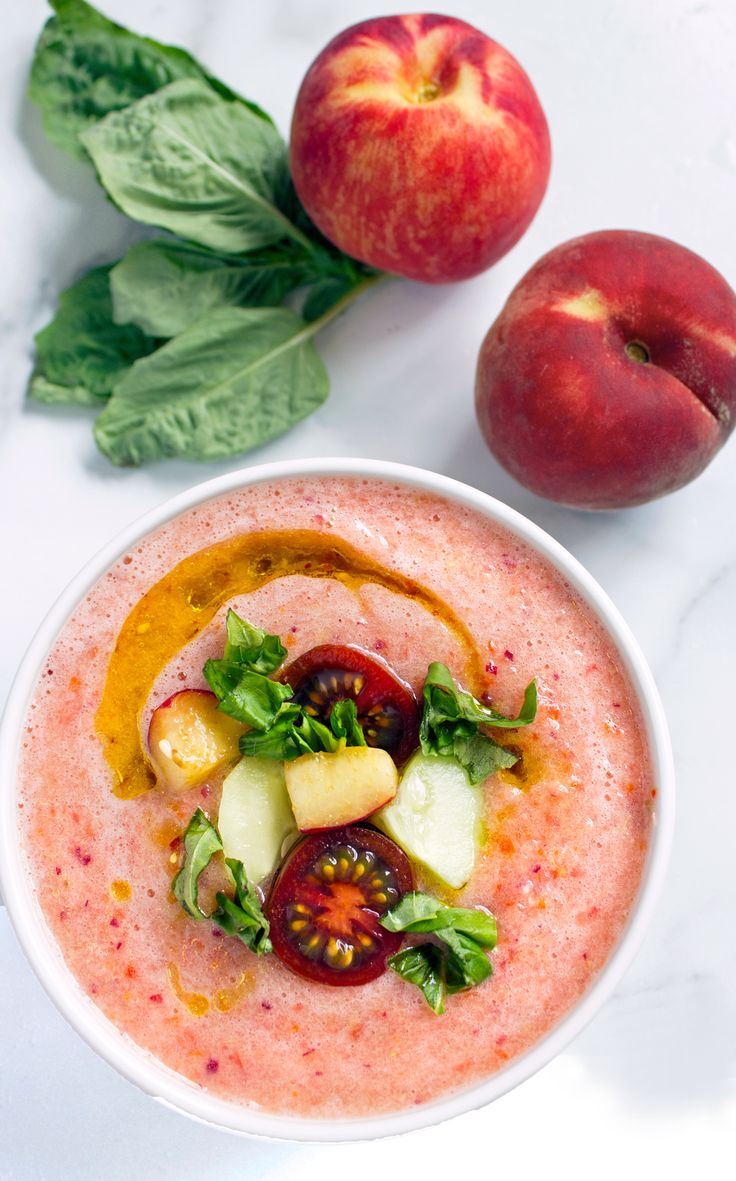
[420,662,537,785]
[171,807,224,919]
[27,0,381,465]
[381,891,498,944]
[203,609,368,758]
[172,808,271,954]
[203,609,292,728]
[385,945,447,1015]
[381,891,497,1013]
[216,609,288,675]
[240,697,367,760]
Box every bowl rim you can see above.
[0,456,675,1142]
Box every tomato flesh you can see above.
[267,826,413,986]
[284,644,419,764]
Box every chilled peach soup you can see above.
[17,477,653,1118]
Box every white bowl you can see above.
[0,458,674,1142]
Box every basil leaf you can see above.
[450,731,519,782]
[388,944,447,1015]
[423,663,537,730]
[203,661,292,729]
[29,265,157,406]
[204,610,290,725]
[80,79,298,254]
[203,610,310,752]
[484,678,538,729]
[171,807,223,918]
[380,891,444,931]
[420,663,537,784]
[223,609,287,674]
[28,0,271,162]
[172,811,271,953]
[329,699,366,746]
[204,611,368,758]
[239,698,368,761]
[93,306,329,465]
[381,892,497,949]
[109,240,307,338]
[27,376,100,408]
[436,910,497,949]
[242,710,343,760]
[383,891,497,1012]
[440,928,493,988]
[294,712,340,754]
[302,274,360,323]
[213,858,271,954]
[200,658,243,702]
[239,709,306,761]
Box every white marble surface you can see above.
[1,0,735,1176]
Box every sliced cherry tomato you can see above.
[284,644,419,764]
[267,826,413,986]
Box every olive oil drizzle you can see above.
[95,528,483,798]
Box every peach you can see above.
[475,230,736,508]
[147,689,244,792]
[289,14,550,283]
[284,746,398,832]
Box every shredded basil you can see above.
[240,697,366,760]
[382,891,497,1013]
[420,662,537,784]
[203,609,368,757]
[172,808,271,955]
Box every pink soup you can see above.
[17,477,653,1118]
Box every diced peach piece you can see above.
[284,746,398,832]
[148,690,244,793]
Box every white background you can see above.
[1,1,734,1177]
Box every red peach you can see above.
[475,230,736,509]
[289,14,550,283]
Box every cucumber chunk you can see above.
[374,751,482,890]
[218,757,297,884]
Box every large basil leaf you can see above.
[80,80,297,254]
[94,305,329,464]
[109,239,307,338]
[28,0,271,161]
[302,274,363,323]
[29,265,156,406]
